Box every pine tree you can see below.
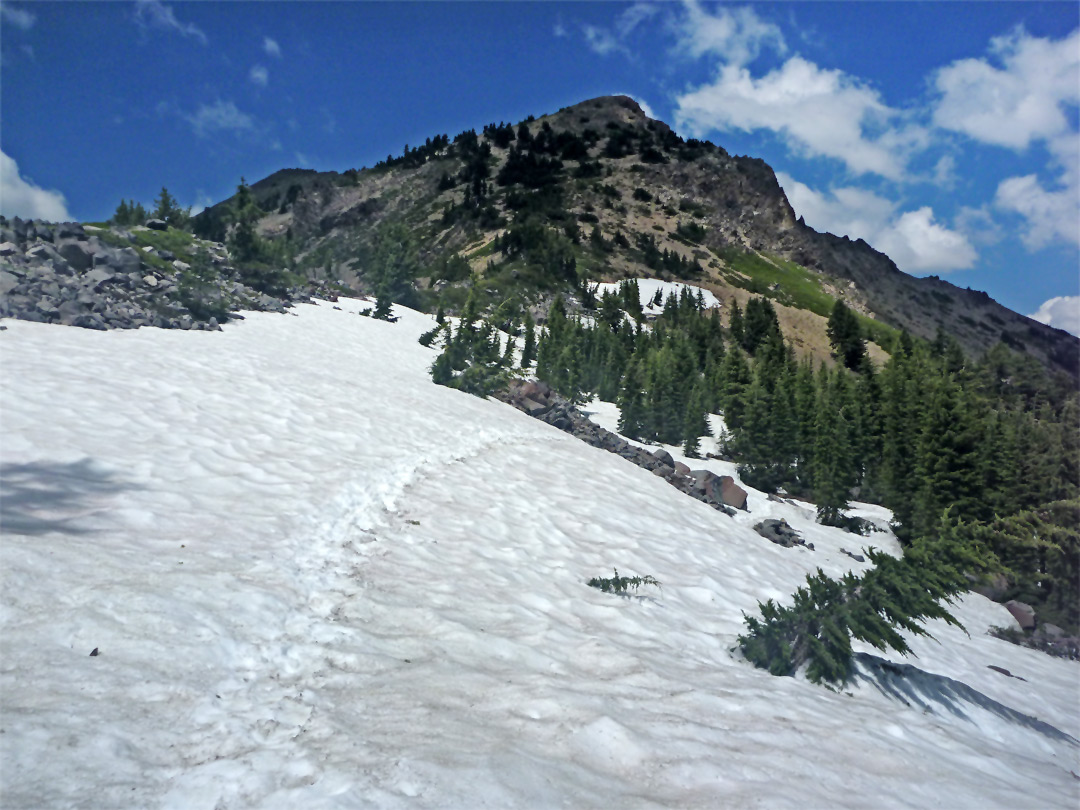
[826,299,866,370]
[728,298,744,347]
[521,310,536,368]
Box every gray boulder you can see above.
[146,218,168,231]
[0,241,18,257]
[83,267,115,289]
[57,240,93,271]
[754,518,804,548]
[651,448,675,469]
[0,270,19,295]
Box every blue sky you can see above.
[2,1,1077,333]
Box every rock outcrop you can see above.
[0,216,316,331]
[500,380,746,518]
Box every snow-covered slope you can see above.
[1,300,1077,809]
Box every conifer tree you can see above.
[520,310,537,369]
[826,299,866,370]
[728,298,744,347]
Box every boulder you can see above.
[651,448,675,469]
[718,475,748,510]
[146,218,168,231]
[143,275,159,288]
[84,267,115,289]
[754,518,803,548]
[0,270,19,296]
[0,241,18,257]
[1004,600,1036,631]
[673,461,690,476]
[1037,623,1064,641]
[57,240,93,271]
[113,247,142,274]
[172,260,191,272]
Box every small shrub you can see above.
[587,568,662,594]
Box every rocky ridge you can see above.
[0,216,312,331]
[499,379,748,516]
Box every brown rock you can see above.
[1005,600,1036,630]
[718,475,748,510]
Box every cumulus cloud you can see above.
[676,57,926,180]
[778,172,977,273]
[0,2,36,30]
[933,27,1079,150]
[0,150,72,221]
[184,100,254,137]
[1029,296,1080,336]
[134,0,207,45]
[249,64,268,87]
[263,36,281,57]
[934,27,1080,250]
[676,0,785,66]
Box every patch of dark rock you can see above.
[754,518,811,550]
[498,380,739,518]
[840,548,866,563]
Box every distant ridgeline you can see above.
[425,278,1079,685]
[186,94,1078,381]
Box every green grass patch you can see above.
[718,248,899,349]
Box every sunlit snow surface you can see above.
[1,298,1077,809]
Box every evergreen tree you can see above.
[826,299,866,370]
[521,310,537,369]
[728,298,744,347]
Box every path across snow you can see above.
[1,299,1077,809]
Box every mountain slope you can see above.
[195,95,1078,378]
[2,300,1077,808]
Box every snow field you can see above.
[1,297,1077,809]
[592,279,721,315]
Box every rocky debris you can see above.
[499,380,739,518]
[754,518,813,550]
[1004,600,1037,631]
[990,623,1080,660]
[0,215,315,332]
[840,548,866,563]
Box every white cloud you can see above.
[583,24,620,56]
[994,172,1079,248]
[249,64,268,87]
[933,27,1079,150]
[553,19,568,38]
[582,2,658,56]
[134,0,207,45]
[778,172,977,273]
[185,101,254,137]
[263,36,281,58]
[675,1,785,67]
[875,207,978,273]
[1029,295,1080,336]
[676,57,926,180]
[0,2,35,30]
[0,150,72,221]
[933,27,1080,251]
